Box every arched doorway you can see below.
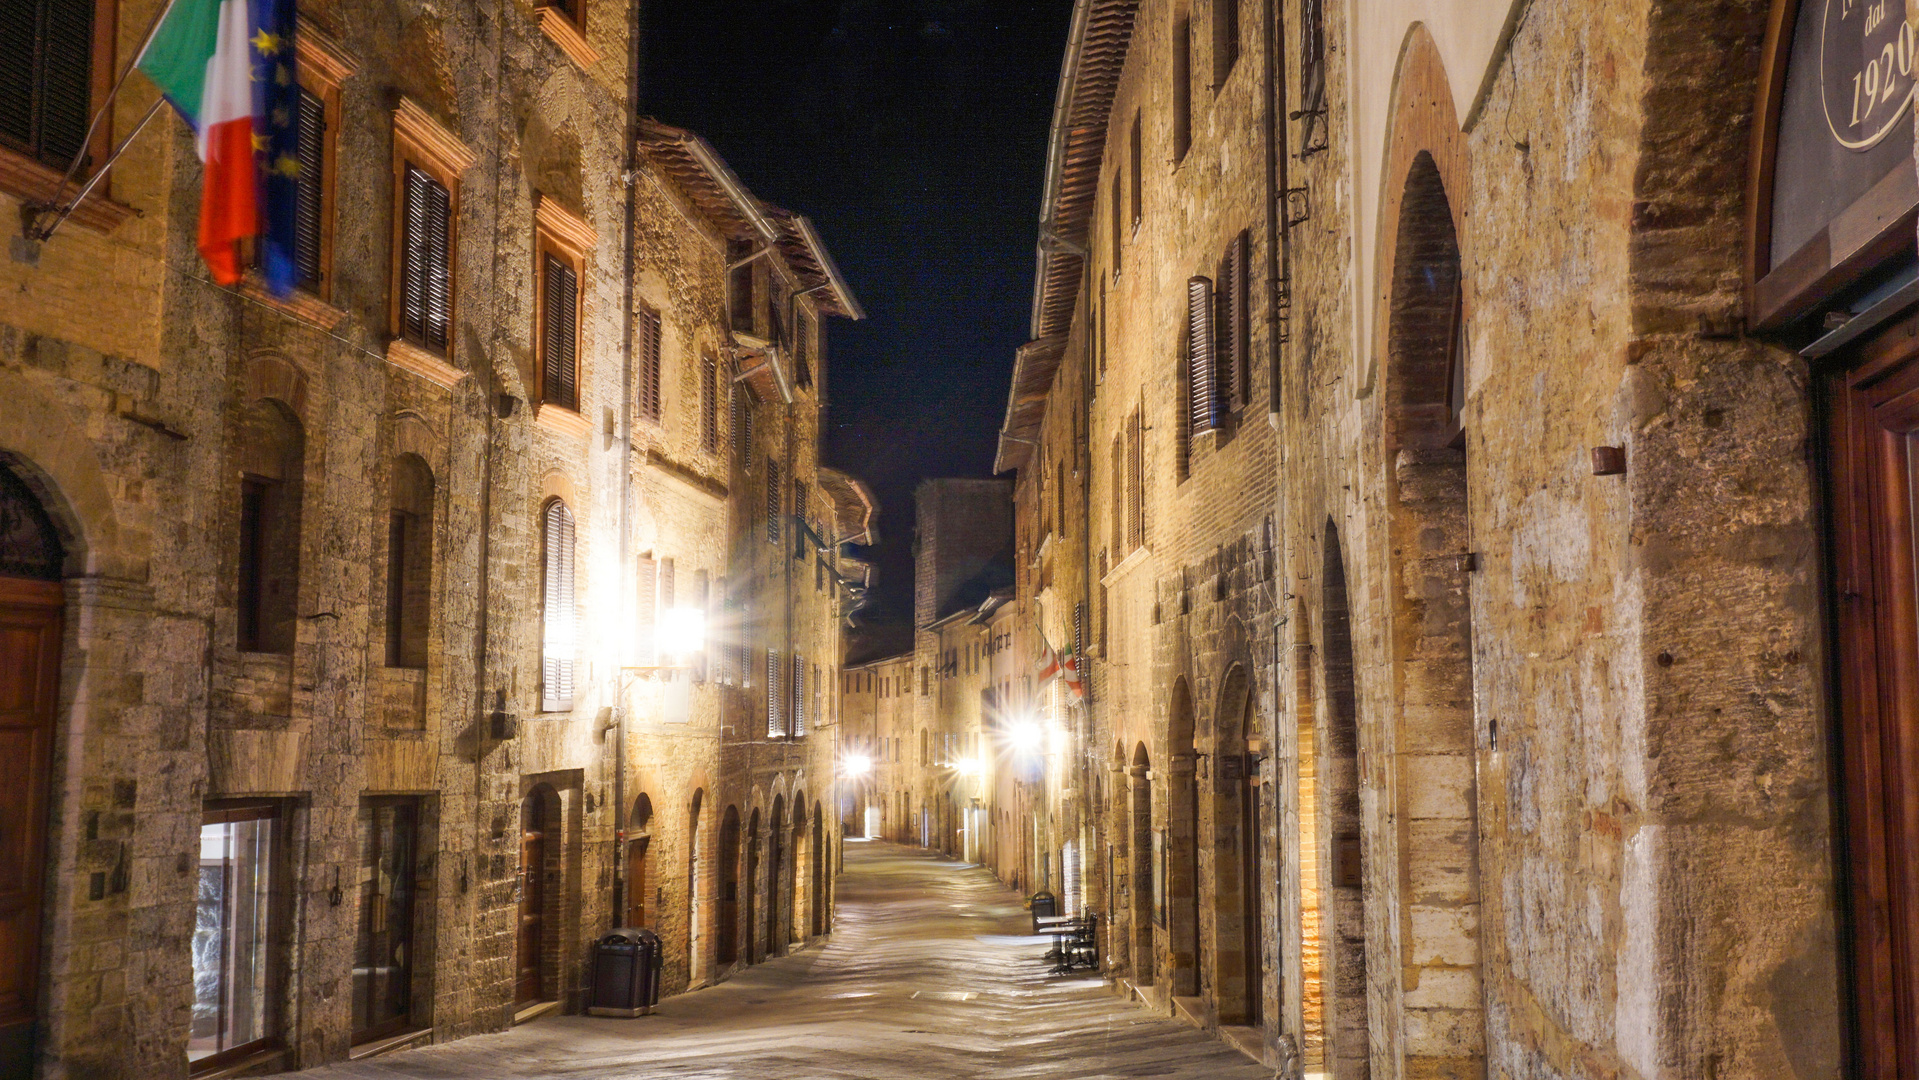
[787,797,804,946]
[1209,665,1261,1026]
[0,459,65,1070]
[1129,742,1154,985]
[625,794,654,930]
[1383,151,1482,1077]
[1322,523,1368,1078]
[1168,679,1200,998]
[810,803,826,936]
[517,785,560,1006]
[745,808,761,964]
[717,806,740,966]
[687,790,704,983]
[766,796,784,956]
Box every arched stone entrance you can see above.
[1207,665,1261,1026]
[0,459,65,1073]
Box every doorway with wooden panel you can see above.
[0,460,65,1080]
[625,794,653,931]
[516,787,557,1007]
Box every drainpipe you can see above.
[1266,0,1288,420]
[612,0,646,932]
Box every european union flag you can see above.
[250,0,298,297]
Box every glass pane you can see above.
[188,814,274,1062]
[353,801,416,1038]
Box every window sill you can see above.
[350,1026,431,1060]
[240,272,347,330]
[1,147,137,234]
[536,402,592,438]
[385,338,465,390]
[189,1044,284,1079]
[537,7,602,70]
[1103,545,1150,585]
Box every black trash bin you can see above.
[1029,890,1058,933]
[589,928,663,1017]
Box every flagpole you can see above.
[28,0,186,236]
[33,98,165,242]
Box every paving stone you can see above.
[293,842,1269,1079]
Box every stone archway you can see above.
[717,805,740,966]
[1129,742,1155,986]
[1167,679,1200,999]
[1207,664,1261,1027]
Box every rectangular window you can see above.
[1110,435,1124,559]
[190,803,281,1070]
[237,479,268,652]
[701,353,719,453]
[638,307,661,422]
[793,310,812,388]
[1212,0,1239,87]
[1129,112,1142,227]
[767,648,782,737]
[0,0,94,169]
[1173,16,1192,162]
[766,457,783,543]
[1187,274,1217,442]
[293,89,326,292]
[399,166,452,354]
[792,652,806,737]
[728,240,757,334]
[1110,171,1123,276]
[1217,232,1249,408]
[539,252,580,411]
[540,500,576,712]
[635,553,657,667]
[1127,406,1146,550]
[352,798,419,1045]
[384,511,408,667]
[660,556,675,609]
[693,569,709,682]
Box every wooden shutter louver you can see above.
[638,308,662,421]
[0,0,93,167]
[401,166,452,353]
[793,311,812,388]
[730,378,745,463]
[1218,233,1249,408]
[1187,276,1217,437]
[542,253,579,410]
[660,556,675,608]
[701,354,719,453]
[792,653,806,737]
[1110,435,1125,557]
[294,89,326,291]
[767,649,782,737]
[766,458,782,543]
[1128,408,1145,550]
[1073,601,1084,659]
[541,500,576,712]
[635,554,657,667]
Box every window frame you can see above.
[386,100,473,371]
[188,800,287,1076]
[0,0,130,233]
[539,497,577,713]
[288,25,354,303]
[533,195,597,426]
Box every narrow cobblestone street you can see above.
[295,842,1270,1079]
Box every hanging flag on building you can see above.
[1032,632,1085,705]
[136,0,298,292]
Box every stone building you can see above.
[0,0,865,1074]
[986,0,1901,1076]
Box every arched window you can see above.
[540,499,576,712]
[386,455,434,668]
[236,401,305,654]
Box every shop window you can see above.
[189,803,282,1071]
[352,798,419,1044]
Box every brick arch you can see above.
[0,397,126,578]
[392,411,438,463]
[1364,23,1469,399]
[244,352,309,424]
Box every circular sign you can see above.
[1823,0,1917,150]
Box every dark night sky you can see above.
[643,0,1071,625]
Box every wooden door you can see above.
[352,798,417,1042]
[515,795,547,1005]
[1829,313,1919,1076]
[624,836,649,930]
[0,578,60,1057]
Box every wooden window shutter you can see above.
[1098,551,1110,653]
[767,648,782,737]
[792,652,806,737]
[1128,407,1145,550]
[1129,111,1142,226]
[293,89,326,290]
[766,458,782,543]
[1110,435,1124,557]
[1218,232,1249,408]
[794,311,812,388]
[635,554,657,667]
[730,377,745,462]
[541,500,576,712]
[542,253,579,410]
[1187,275,1217,438]
[660,556,675,609]
[0,0,94,167]
[701,354,718,452]
[638,308,662,421]
[693,570,709,682]
[1074,601,1084,659]
[401,166,452,353]
[1110,170,1123,274]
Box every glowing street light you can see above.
[1007,720,1044,756]
[952,757,983,777]
[842,753,873,778]
[656,606,706,662]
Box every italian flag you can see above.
[136,0,260,285]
